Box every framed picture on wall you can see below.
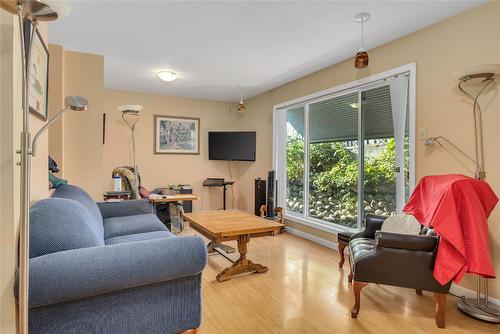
[24,20,49,121]
[154,115,200,154]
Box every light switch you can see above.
[418,128,427,140]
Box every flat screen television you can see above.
[209,131,256,161]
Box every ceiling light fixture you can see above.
[354,12,370,69]
[156,70,177,82]
[238,85,246,113]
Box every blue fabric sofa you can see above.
[15,184,207,334]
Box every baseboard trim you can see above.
[450,283,500,307]
[285,226,338,251]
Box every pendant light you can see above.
[238,85,246,113]
[354,12,370,69]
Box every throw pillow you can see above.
[49,172,68,189]
[381,213,421,235]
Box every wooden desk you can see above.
[149,194,199,233]
[148,194,199,203]
[183,209,284,282]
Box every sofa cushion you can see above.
[30,198,104,258]
[105,231,175,245]
[52,184,104,238]
[103,214,167,239]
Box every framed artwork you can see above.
[154,115,200,154]
[24,20,49,120]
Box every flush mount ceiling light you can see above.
[354,12,370,69]
[156,70,177,82]
[238,85,246,113]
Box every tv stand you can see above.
[202,178,237,253]
[202,178,235,210]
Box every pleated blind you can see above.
[362,85,394,140]
[286,84,409,143]
[309,92,358,142]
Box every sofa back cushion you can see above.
[52,184,103,238]
[30,198,104,258]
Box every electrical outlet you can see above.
[418,128,427,140]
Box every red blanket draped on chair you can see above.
[403,174,498,285]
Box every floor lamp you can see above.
[0,1,88,333]
[427,64,499,322]
[118,105,142,198]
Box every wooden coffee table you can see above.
[182,209,284,282]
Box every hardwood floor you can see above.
[180,225,497,334]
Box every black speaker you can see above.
[255,178,266,216]
[266,170,276,218]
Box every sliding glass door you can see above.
[360,85,398,223]
[286,107,305,214]
[308,92,359,228]
[278,68,413,231]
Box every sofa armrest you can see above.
[351,214,387,240]
[16,236,207,308]
[97,199,153,219]
[375,231,438,252]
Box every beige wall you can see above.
[47,46,104,199]
[243,2,500,298]
[0,12,49,334]
[62,50,104,199]
[102,89,257,210]
[47,44,64,175]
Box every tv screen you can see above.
[209,131,256,161]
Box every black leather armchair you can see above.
[349,214,452,328]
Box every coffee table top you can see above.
[183,209,284,239]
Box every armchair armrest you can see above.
[375,231,438,252]
[97,199,153,219]
[16,236,207,308]
[352,241,450,293]
[351,214,387,240]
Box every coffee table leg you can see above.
[216,235,268,282]
[207,242,216,254]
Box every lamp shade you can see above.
[453,64,500,82]
[118,105,143,113]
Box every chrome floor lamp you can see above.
[0,1,89,333]
[118,105,142,198]
[426,64,500,322]
[454,65,500,323]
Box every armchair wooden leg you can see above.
[434,293,446,329]
[351,281,368,318]
[416,289,423,295]
[180,329,197,334]
[338,243,346,268]
[347,255,353,283]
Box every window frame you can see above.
[273,64,416,233]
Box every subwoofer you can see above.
[254,178,266,216]
[266,170,277,219]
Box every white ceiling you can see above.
[48,1,484,102]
